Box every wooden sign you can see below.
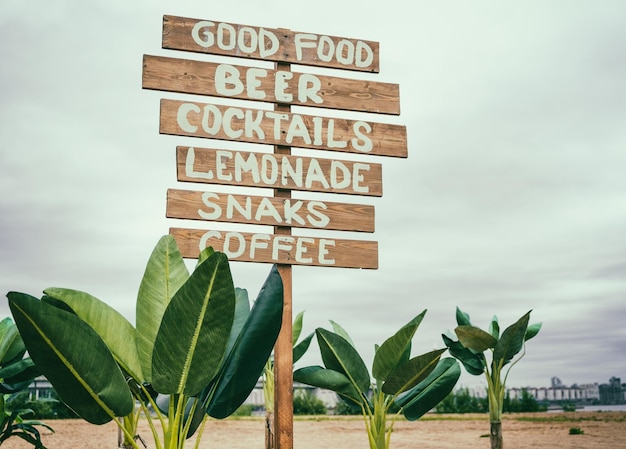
[145,15,406,449]
[177,146,383,196]
[160,99,407,158]
[162,15,380,72]
[167,189,375,232]
[170,227,378,268]
[143,55,400,114]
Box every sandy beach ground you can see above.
[4,412,625,449]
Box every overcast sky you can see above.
[2,1,625,391]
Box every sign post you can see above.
[273,66,294,447]
[143,15,407,449]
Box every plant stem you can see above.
[490,421,503,449]
[192,417,208,449]
[112,417,141,449]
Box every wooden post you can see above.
[273,61,294,449]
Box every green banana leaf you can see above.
[224,288,252,358]
[292,310,313,364]
[372,310,426,381]
[329,320,356,347]
[7,292,133,424]
[177,287,252,435]
[381,348,445,395]
[493,311,530,366]
[0,379,33,394]
[455,325,497,352]
[293,332,314,364]
[152,251,235,396]
[441,334,484,375]
[0,358,37,381]
[42,287,144,382]
[293,365,363,405]
[136,235,189,384]
[455,307,472,326]
[206,264,283,419]
[316,328,371,394]
[0,358,39,394]
[525,322,542,341]
[488,315,500,339]
[395,358,460,421]
[0,318,26,365]
[292,311,305,346]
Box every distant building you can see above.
[509,376,626,406]
[26,376,54,400]
[21,374,626,411]
[599,377,625,405]
[241,381,339,409]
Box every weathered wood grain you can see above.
[161,99,407,158]
[177,146,383,197]
[166,188,375,232]
[143,55,399,114]
[162,15,380,72]
[170,227,379,269]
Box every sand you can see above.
[4,412,625,449]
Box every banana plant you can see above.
[294,310,461,449]
[263,311,314,413]
[6,235,283,449]
[0,317,53,449]
[442,307,542,449]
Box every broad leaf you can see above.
[525,322,542,341]
[0,358,37,380]
[382,348,445,395]
[396,358,461,421]
[224,288,251,357]
[455,306,472,326]
[293,366,363,405]
[493,311,531,365]
[293,332,314,364]
[442,334,485,376]
[488,315,500,340]
[196,246,215,266]
[455,325,497,352]
[292,310,305,346]
[316,328,371,394]
[373,310,426,382]
[0,379,33,394]
[0,357,39,394]
[329,320,356,347]
[136,235,189,383]
[152,251,235,396]
[43,287,144,382]
[8,292,133,424]
[0,318,25,365]
[207,264,283,419]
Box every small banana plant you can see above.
[294,310,461,449]
[442,307,542,449]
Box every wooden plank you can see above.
[167,189,376,232]
[177,146,383,197]
[170,227,378,269]
[162,15,380,73]
[143,55,400,115]
[161,99,407,158]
